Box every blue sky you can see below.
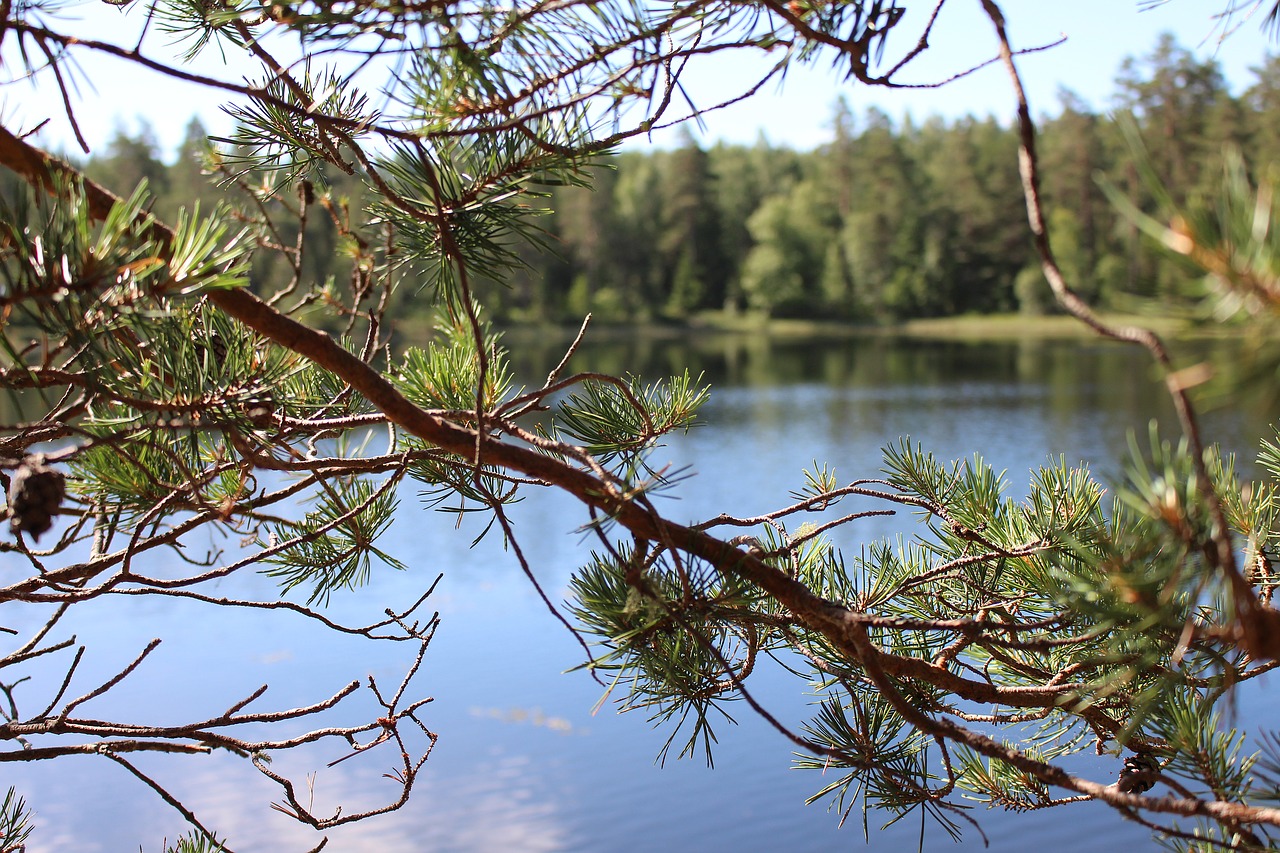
[7,0,1278,158]
[651,1,1279,148]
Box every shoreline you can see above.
[494,311,1213,343]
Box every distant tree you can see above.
[658,130,726,316]
[83,121,171,200]
[557,156,627,320]
[837,107,935,318]
[1037,90,1107,306]
[1113,33,1232,300]
[1116,33,1228,196]
[710,137,802,313]
[1244,54,1280,177]
[609,151,669,318]
[4,2,1280,852]
[739,179,837,316]
[157,119,221,219]
[823,96,858,220]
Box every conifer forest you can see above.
[72,32,1280,326]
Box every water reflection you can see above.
[6,333,1276,852]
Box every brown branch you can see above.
[846,615,1280,830]
[53,638,160,724]
[99,574,444,641]
[99,752,228,849]
[4,24,1277,837]
[0,121,1163,723]
[978,0,1277,660]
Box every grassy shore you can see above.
[492,310,1223,345]
[663,311,1199,339]
[889,312,1200,340]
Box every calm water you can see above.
[4,333,1278,852]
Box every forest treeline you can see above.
[68,34,1280,325]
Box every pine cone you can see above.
[1116,753,1159,794]
[7,459,66,540]
[241,394,276,427]
[200,329,229,365]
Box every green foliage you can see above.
[88,308,292,421]
[790,460,840,506]
[955,741,1059,814]
[263,476,406,604]
[219,61,375,186]
[57,27,1277,325]
[551,370,709,470]
[156,832,227,853]
[164,203,254,294]
[370,136,573,304]
[568,543,767,764]
[153,0,248,61]
[0,180,241,326]
[71,431,219,518]
[1146,694,1279,852]
[567,423,1280,841]
[0,788,32,853]
[1105,131,1280,322]
[280,351,379,420]
[739,181,836,316]
[395,308,513,412]
[1153,693,1255,801]
[797,693,963,840]
[394,307,522,517]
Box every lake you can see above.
[5,331,1277,852]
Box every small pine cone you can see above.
[7,459,66,541]
[205,329,229,365]
[1116,753,1160,794]
[241,394,276,427]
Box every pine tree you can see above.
[3,1,1280,851]
[658,130,726,316]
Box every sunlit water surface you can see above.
[5,334,1277,852]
